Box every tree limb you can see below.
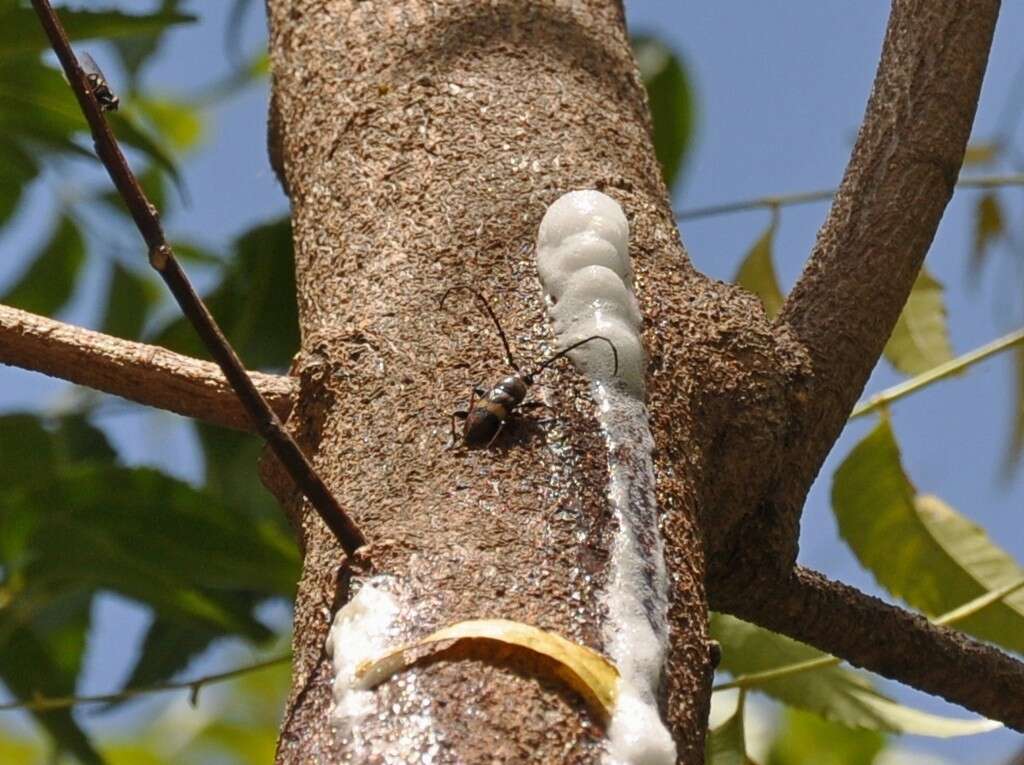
[713,578,1024,692]
[776,0,1000,501]
[31,0,366,556]
[0,303,296,430]
[710,565,1024,731]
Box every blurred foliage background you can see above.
[0,1,1022,763]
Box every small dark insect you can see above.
[441,286,619,448]
[81,53,119,112]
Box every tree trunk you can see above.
[265,1,755,761]
[263,0,996,762]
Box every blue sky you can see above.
[1,2,1022,761]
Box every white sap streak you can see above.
[536,190,675,764]
[596,383,674,765]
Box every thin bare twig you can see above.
[0,654,291,712]
[30,0,366,555]
[674,173,1024,221]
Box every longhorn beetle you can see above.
[441,286,619,448]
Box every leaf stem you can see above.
[675,173,1024,221]
[712,578,1024,692]
[850,327,1024,420]
[0,654,291,712]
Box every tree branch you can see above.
[710,565,1024,730]
[776,0,1001,500]
[0,303,296,430]
[712,578,1024,692]
[31,0,366,556]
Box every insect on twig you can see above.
[441,286,619,448]
[79,53,119,112]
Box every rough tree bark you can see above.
[267,1,733,761]
[0,304,296,430]
[1,0,1019,760]
[260,1,1006,763]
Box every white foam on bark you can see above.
[327,577,401,724]
[536,190,645,398]
[327,576,442,760]
[537,191,675,765]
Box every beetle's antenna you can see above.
[531,336,619,380]
[440,286,520,372]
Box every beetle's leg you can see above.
[486,417,507,448]
[448,384,482,449]
[520,400,560,430]
[448,410,468,449]
[520,400,555,413]
[465,385,481,414]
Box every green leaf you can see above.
[832,417,1024,654]
[0,142,38,227]
[107,110,184,191]
[151,217,298,370]
[0,59,88,138]
[0,734,42,765]
[1,215,84,316]
[112,602,270,707]
[102,262,160,340]
[971,192,1004,278]
[707,695,756,765]
[882,268,953,375]
[0,415,296,601]
[735,220,783,319]
[249,52,270,78]
[0,413,297,704]
[133,96,204,152]
[0,57,182,187]
[196,423,296,548]
[0,5,195,57]
[183,720,279,764]
[170,240,222,265]
[0,412,53,480]
[0,590,103,764]
[710,613,1000,737]
[633,36,694,190]
[32,466,295,605]
[52,413,118,463]
[767,708,885,765]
